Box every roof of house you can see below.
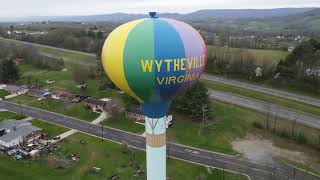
[84,98,106,107]
[84,98,117,108]
[5,85,28,92]
[28,89,50,96]
[52,90,72,97]
[0,120,42,143]
[0,120,30,132]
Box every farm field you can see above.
[206,45,288,65]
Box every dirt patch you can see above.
[232,134,307,165]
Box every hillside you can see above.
[0,8,316,22]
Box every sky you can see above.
[1,0,320,18]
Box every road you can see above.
[210,90,320,129]
[0,101,318,180]
[0,37,96,57]
[2,37,319,107]
[203,74,320,107]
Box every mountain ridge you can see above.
[0,8,317,22]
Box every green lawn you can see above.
[0,132,247,180]
[202,79,320,117]
[103,113,145,134]
[0,90,9,98]
[168,101,254,155]
[0,111,25,121]
[59,103,100,122]
[30,119,69,138]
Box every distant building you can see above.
[4,85,29,95]
[125,105,145,122]
[13,58,25,65]
[84,98,117,112]
[0,84,7,90]
[51,90,70,100]
[306,67,320,77]
[125,105,174,127]
[288,46,295,52]
[0,120,42,148]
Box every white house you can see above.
[4,85,29,95]
[0,120,42,148]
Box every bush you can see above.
[252,121,264,129]
[278,129,290,138]
[296,132,307,144]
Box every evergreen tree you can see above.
[172,81,210,120]
[0,59,19,83]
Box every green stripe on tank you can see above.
[123,19,154,102]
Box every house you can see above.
[0,120,42,148]
[125,105,145,122]
[288,46,295,52]
[52,90,83,103]
[51,90,69,100]
[27,89,51,100]
[306,67,320,77]
[125,105,174,127]
[84,98,117,112]
[13,58,25,65]
[0,84,7,90]
[4,85,29,95]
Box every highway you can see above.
[203,74,320,107]
[210,90,320,129]
[0,100,319,180]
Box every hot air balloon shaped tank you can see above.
[101,12,206,180]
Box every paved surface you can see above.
[210,90,320,129]
[0,37,95,57]
[56,129,78,142]
[91,111,108,125]
[203,74,320,107]
[0,101,319,180]
[4,93,20,99]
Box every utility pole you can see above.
[198,105,207,136]
[19,101,23,115]
[101,123,104,141]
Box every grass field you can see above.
[30,119,69,138]
[0,132,247,180]
[7,95,100,122]
[206,45,288,65]
[0,111,25,121]
[38,46,96,62]
[0,90,9,98]
[202,79,320,117]
[102,113,145,134]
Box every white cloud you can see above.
[0,0,319,18]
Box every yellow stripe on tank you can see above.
[101,19,144,101]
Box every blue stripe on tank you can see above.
[153,18,186,102]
